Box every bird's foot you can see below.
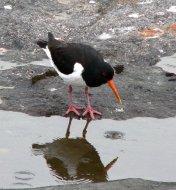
[82,106,102,120]
[65,104,83,117]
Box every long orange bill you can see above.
[108,80,122,105]
[104,157,118,172]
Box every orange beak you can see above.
[108,80,122,105]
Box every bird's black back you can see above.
[49,41,112,87]
[37,32,115,87]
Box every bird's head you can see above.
[100,63,122,105]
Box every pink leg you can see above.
[65,85,83,116]
[82,87,102,120]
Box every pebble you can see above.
[98,33,112,40]
[4,5,12,10]
[167,6,176,13]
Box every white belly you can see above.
[58,71,85,86]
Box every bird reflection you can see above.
[32,117,117,183]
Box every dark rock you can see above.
[18,179,176,190]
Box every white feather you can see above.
[42,46,85,86]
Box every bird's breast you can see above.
[51,59,85,86]
[58,63,85,86]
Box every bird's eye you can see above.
[101,72,107,77]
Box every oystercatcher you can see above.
[37,32,122,119]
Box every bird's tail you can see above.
[37,32,61,48]
[36,40,47,49]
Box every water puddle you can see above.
[156,53,176,74]
[0,59,51,71]
[30,59,51,67]
[0,110,176,188]
[0,60,19,70]
[0,86,14,90]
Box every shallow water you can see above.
[0,60,19,70]
[0,59,51,70]
[157,53,176,74]
[0,110,176,189]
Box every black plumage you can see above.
[37,32,122,119]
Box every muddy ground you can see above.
[0,0,176,120]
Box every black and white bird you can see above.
[37,32,122,119]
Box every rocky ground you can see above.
[8,179,176,190]
[0,0,176,120]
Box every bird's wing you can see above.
[50,44,78,75]
[49,43,104,75]
[37,40,47,48]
